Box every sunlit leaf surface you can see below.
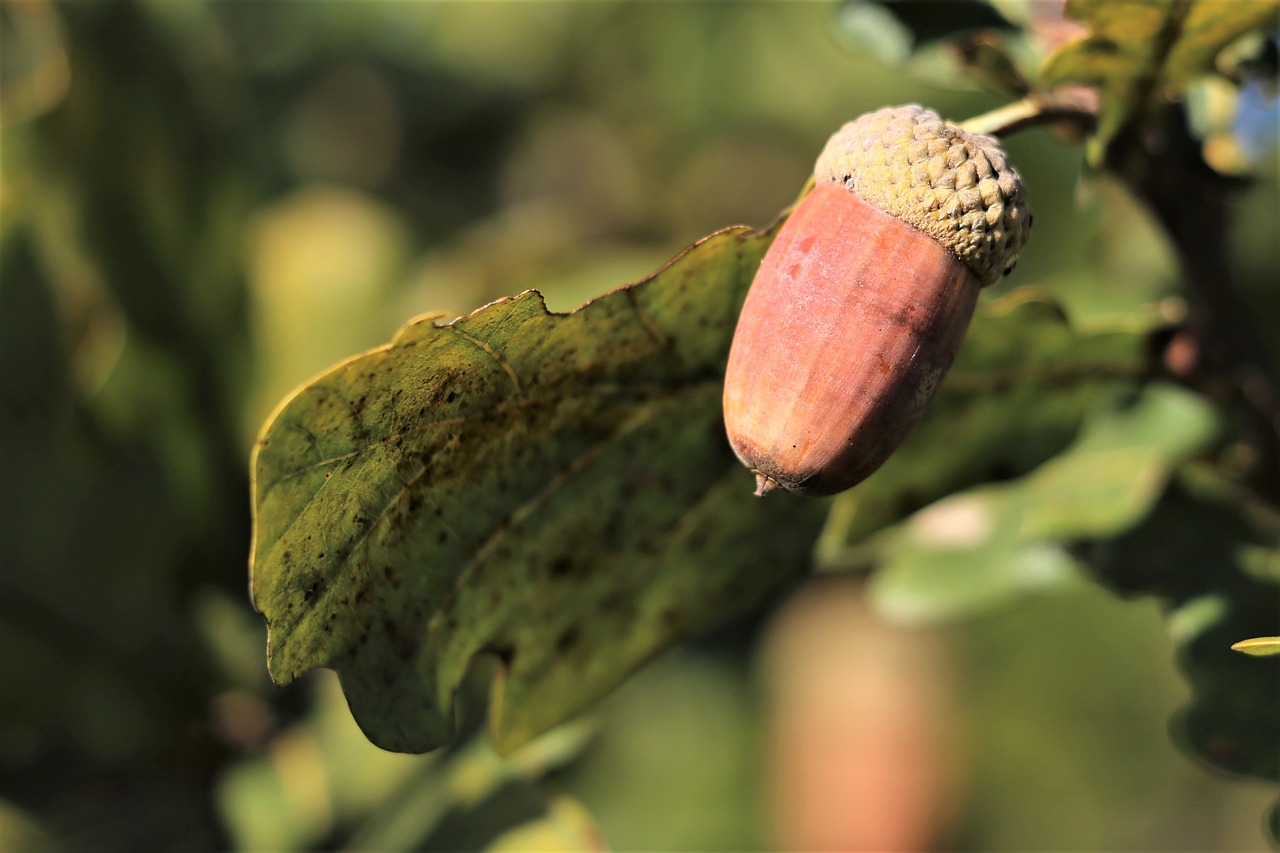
[250,225,827,754]
[1232,636,1280,657]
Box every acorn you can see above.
[724,105,1032,497]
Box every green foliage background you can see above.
[1,1,1277,850]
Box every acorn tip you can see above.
[753,472,778,497]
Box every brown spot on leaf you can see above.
[556,626,580,653]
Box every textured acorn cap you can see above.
[814,104,1031,286]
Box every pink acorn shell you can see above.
[723,105,1032,497]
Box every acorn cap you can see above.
[814,104,1031,286]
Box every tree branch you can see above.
[961,94,1097,139]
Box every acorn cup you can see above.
[724,105,1032,497]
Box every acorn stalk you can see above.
[724,105,1032,497]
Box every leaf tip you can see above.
[1230,636,1280,656]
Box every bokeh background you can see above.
[1,1,1277,850]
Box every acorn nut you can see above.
[723,105,1032,497]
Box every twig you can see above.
[961,95,1097,139]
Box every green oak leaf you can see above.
[250,225,827,755]
[867,383,1219,621]
[1039,0,1280,164]
[1086,467,1280,786]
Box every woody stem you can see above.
[961,96,1097,139]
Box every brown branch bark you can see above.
[1122,108,1280,501]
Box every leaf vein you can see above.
[625,288,670,351]
[260,381,703,495]
[447,324,527,401]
